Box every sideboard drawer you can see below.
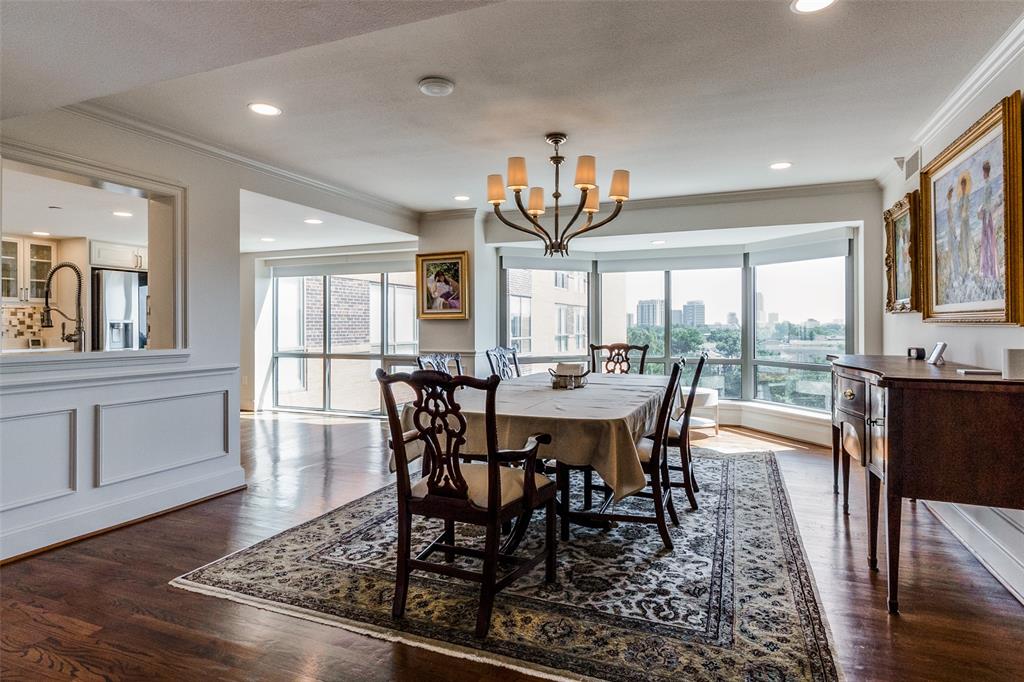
[835,375,866,416]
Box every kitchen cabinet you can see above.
[2,236,57,304]
[90,240,148,270]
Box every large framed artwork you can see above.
[884,191,920,313]
[919,90,1022,324]
[416,251,469,320]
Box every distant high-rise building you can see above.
[767,312,779,325]
[671,309,683,325]
[726,311,739,326]
[681,300,705,327]
[756,292,765,324]
[636,299,664,326]
[626,313,635,328]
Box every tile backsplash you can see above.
[2,305,44,340]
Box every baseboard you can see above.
[0,466,246,562]
[924,501,1024,605]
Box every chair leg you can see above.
[443,519,455,563]
[666,491,680,526]
[393,510,412,619]
[687,439,700,493]
[650,471,674,551]
[583,469,593,510]
[545,497,557,583]
[475,522,500,639]
[556,463,571,542]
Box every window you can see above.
[754,256,847,411]
[600,271,665,357]
[509,295,532,353]
[671,267,743,397]
[273,271,418,414]
[505,268,589,359]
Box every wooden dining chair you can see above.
[377,368,557,639]
[485,346,521,380]
[417,352,463,376]
[647,352,708,511]
[557,360,683,550]
[589,343,649,374]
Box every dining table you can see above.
[393,371,671,501]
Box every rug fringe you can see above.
[170,577,598,682]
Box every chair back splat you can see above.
[417,352,464,376]
[589,343,649,374]
[485,346,521,380]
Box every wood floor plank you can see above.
[2,414,1021,681]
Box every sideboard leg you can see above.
[866,470,880,570]
[831,424,841,495]
[884,484,902,614]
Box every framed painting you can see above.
[884,191,920,313]
[920,90,1022,324]
[416,251,469,320]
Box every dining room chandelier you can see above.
[487,133,629,256]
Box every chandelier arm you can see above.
[564,202,622,245]
[562,213,594,250]
[494,204,549,241]
[559,188,589,244]
[513,190,554,244]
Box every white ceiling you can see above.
[83,1,1024,212]
[240,190,415,253]
[494,222,852,252]
[0,1,490,119]
[1,166,149,244]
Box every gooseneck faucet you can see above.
[41,262,85,352]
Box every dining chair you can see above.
[589,343,649,374]
[647,352,708,511]
[377,368,557,639]
[556,360,683,550]
[417,352,463,376]
[485,346,521,380]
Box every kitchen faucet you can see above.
[41,262,85,352]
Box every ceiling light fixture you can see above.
[261,237,276,243]
[113,211,133,217]
[48,205,62,210]
[248,102,283,116]
[790,0,836,13]
[651,240,666,245]
[770,161,793,170]
[488,133,629,257]
[303,218,323,225]
[453,195,470,202]
[418,76,455,97]
[32,231,51,236]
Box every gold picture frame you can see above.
[884,191,920,313]
[919,90,1022,324]
[416,251,470,320]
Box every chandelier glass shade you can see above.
[487,133,629,256]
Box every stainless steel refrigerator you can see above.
[92,269,147,351]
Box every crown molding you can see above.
[618,180,880,211]
[912,13,1024,147]
[419,207,480,223]
[61,103,417,223]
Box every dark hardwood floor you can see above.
[2,412,1022,681]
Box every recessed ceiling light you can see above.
[790,0,836,14]
[770,161,793,170]
[303,218,323,225]
[453,195,470,202]
[261,237,276,242]
[418,76,455,97]
[651,240,666,245]
[248,102,283,116]
[32,231,51,236]
[113,211,133,217]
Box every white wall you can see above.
[878,43,1024,603]
[0,107,415,560]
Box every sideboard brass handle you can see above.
[843,389,856,400]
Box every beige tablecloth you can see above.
[392,373,668,500]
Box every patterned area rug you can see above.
[172,449,840,681]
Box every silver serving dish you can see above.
[548,368,590,389]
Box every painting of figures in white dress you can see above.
[930,130,1005,308]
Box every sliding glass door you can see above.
[273,271,418,415]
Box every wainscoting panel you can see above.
[95,390,229,487]
[0,409,77,511]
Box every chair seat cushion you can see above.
[645,419,683,442]
[636,439,654,463]
[410,463,553,509]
